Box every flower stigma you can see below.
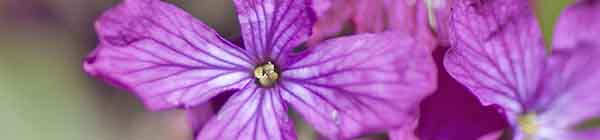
[254,61,279,87]
[518,112,539,139]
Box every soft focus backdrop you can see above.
[0,0,572,140]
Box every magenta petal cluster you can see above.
[83,0,437,139]
[445,0,600,140]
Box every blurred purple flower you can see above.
[308,0,413,46]
[445,0,600,140]
[83,0,437,139]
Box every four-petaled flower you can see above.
[83,0,437,139]
[445,0,600,139]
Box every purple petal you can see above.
[444,0,547,113]
[415,47,508,140]
[197,83,297,140]
[233,0,316,63]
[84,0,253,110]
[553,0,600,48]
[532,45,600,138]
[280,31,437,139]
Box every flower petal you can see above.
[233,0,316,63]
[84,0,254,110]
[280,32,437,139]
[553,0,600,48]
[197,83,297,140]
[444,0,546,113]
[416,47,508,140]
[536,45,600,131]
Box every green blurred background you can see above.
[0,0,573,140]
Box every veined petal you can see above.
[444,0,546,113]
[197,83,296,140]
[84,0,253,110]
[280,32,437,139]
[553,0,600,48]
[535,45,600,135]
[233,0,316,63]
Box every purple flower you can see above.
[445,0,600,139]
[83,0,437,139]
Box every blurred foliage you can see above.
[0,0,594,140]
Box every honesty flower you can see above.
[445,0,600,139]
[83,0,437,139]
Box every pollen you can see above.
[254,61,279,87]
[518,112,539,139]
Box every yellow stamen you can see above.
[518,112,539,140]
[254,62,279,87]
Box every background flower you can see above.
[445,0,600,139]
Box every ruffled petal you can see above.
[444,0,546,113]
[84,0,254,110]
[280,32,437,139]
[197,83,297,140]
[534,45,600,135]
[233,0,316,63]
[553,0,600,48]
[416,47,508,140]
